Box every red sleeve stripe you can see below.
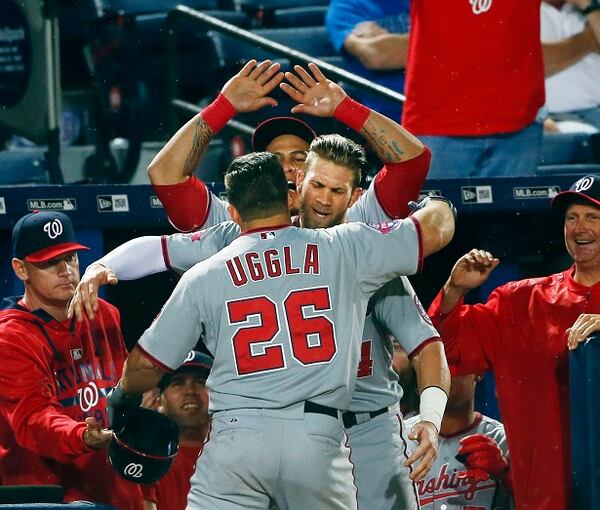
[408,337,441,359]
[136,343,176,373]
[409,216,424,272]
[161,235,173,272]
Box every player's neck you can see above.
[179,423,209,447]
[238,213,291,233]
[573,263,600,287]
[439,407,477,436]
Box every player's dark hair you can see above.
[305,134,365,189]
[224,152,289,221]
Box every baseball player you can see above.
[0,211,142,509]
[71,136,448,508]
[108,152,455,509]
[149,60,430,232]
[405,372,513,510]
[143,351,213,510]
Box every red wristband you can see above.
[334,96,371,132]
[201,93,237,134]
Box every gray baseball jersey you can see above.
[140,219,421,412]
[404,413,513,510]
[350,277,439,413]
[200,178,388,230]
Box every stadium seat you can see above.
[269,6,328,27]
[98,0,220,16]
[0,149,48,185]
[540,132,598,166]
[207,26,335,69]
[536,163,600,176]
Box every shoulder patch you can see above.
[366,219,402,234]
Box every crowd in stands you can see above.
[1,1,600,510]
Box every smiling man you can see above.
[427,174,600,510]
[143,351,213,510]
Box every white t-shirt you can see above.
[541,2,600,112]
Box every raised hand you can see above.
[448,249,500,292]
[67,262,118,321]
[280,63,347,117]
[221,59,284,113]
[405,421,439,481]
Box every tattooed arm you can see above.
[281,62,423,164]
[148,60,284,186]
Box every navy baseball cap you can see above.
[551,175,600,213]
[158,351,213,392]
[252,117,316,152]
[12,211,90,263]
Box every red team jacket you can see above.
[428,267,600,510]
[142,445,202,510]
[0,297,142,510]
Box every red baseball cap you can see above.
[252,116,316,152]
[12,211,90,263]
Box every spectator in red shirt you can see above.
[0,211,142,509]
[427,174,600,509]
[402,0,545,178]
[142,351,212,510]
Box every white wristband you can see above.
[419,386,448,433]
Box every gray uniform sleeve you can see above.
[204,191,231,227]
[164,221,241,273]
[346,183,390,224]
[137,268,206,371]
[334,218,421,295]
[370,277,439,356]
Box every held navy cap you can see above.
[12,211,90,263]
[158,351,213,392]
[252,116,316,152]
[551,175,600,213]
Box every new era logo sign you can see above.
[97,195,129,212]
[461,186,493,204]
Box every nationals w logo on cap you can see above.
[12,211,90,263]
[552,175,600,213]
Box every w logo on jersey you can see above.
[366,219,401,235]
[470,0,492,15]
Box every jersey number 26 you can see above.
[227,287,337,375]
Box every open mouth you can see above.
[181,403,200,411]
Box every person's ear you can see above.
[11,258,28,282]
[227,204,242,226]
[349,187,363,208]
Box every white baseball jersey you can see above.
[140,219,421,412]
[405,413,513,510]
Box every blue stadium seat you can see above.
[0,149,48,185]
[207,26,335,69]
[540,132,597,166]
[270,6,328,27]
[98,0,219,15]
[536,163,600,176]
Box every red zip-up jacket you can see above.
[0,296,142,510]
[428,267,600,510]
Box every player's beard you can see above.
[298,196,347,229]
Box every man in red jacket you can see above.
[0,211,142,509]
[428,174,600,509]
[143,351,213,510]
